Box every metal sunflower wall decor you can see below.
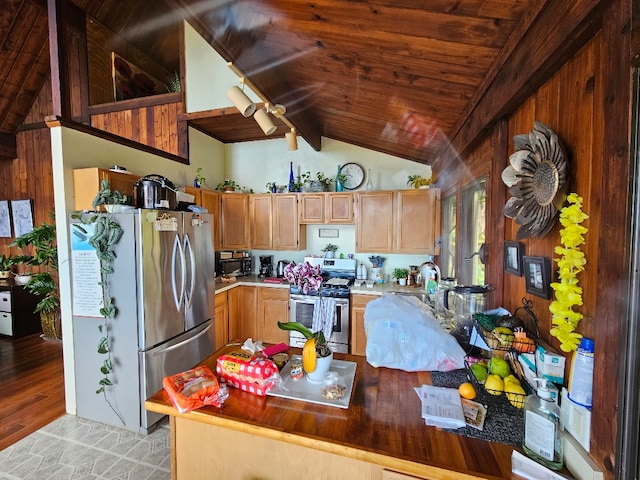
[501,121,568,239]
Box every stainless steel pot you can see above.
[276,260,293,278]
[134,174,177,210]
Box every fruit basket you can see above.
[465,353,532,409]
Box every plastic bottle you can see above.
[523,378,563,470]
[568,337,594,408]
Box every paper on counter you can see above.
[414,385,466,429]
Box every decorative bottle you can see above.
[336,165,343,192]
[523,378,563,470]
[288,162,295,192]
[366,168,373,190]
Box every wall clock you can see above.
[340,162,365,190]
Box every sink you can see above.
[389,290,429,304]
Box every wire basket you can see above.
[465,354,532,410]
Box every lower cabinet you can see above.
[350,294,377,356]
[214,291,229,351]
[0,285,41,338]
[256,287,289,344]
[228,285,256,342]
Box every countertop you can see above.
[146,345,517,479]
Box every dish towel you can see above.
[312,297,336,341]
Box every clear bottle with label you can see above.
[568,337,594,408]
[523,378,563,470]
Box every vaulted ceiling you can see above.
[1,0,610,164]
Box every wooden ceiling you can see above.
[1,0,610,164]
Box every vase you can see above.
[366,168,373,190]
[336,165,343,192]
[325,251,334,259]
[289,162,295,192]
[306,351,333,383]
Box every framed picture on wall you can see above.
[504,241,524,276]
[10,199,33,238]
[523,256,552,299]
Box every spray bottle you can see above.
[523,377,563,470]
[568,337,594,408]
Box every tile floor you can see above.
[0,415,170,480]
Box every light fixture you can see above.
[285,128,298,151]
[254,108,277,135]
[227,85,256,117]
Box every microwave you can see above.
[215,251,252,277]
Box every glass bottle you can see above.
[366,168,373,190]
[288,162,295,192]
[336,165,344,192]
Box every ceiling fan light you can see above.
[285,129,298,151]
[227,85,256,117]
[254,108,277,135]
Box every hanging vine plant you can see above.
[71,180,125,424]
[548,193,589,352]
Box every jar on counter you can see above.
[290,355,304,381]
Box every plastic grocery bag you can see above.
[364,294,466,372]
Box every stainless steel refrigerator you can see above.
[71,209,215,433]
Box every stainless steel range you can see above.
[288,257,356,353]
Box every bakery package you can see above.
[163,366,229,413]
[216,350,281,396]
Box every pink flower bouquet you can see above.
[284,261,323,294]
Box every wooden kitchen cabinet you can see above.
[220,193,250,250]
[249,194,306,250]
[214,291,229,351]
[356,189,440,255]
[256,287,289,344]
[73,167,140,210]
[299,193,354,224]
[350,294,376,356]
[228,285,256,342]
[185,187,221,250]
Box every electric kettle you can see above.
[276,260,292,278]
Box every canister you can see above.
[290,355,304,380]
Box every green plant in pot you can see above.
[0,254,15,278]
[407,174,432,189]
[308,172,334,192]
[9,216,61,340]
[322,243,339,258]
[392,268,409,285]
[216,179,238,192]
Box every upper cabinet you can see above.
[356,189,441,255]
[73,167,140,210]
[250,194,306,251]
[185,187,221,251]
[220,193,250,250]
[300,193,354,224]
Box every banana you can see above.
[303,337,317,373]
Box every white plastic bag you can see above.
[364,294,466,372]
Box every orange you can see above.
[302,337,317,373]
[458,382,476,400]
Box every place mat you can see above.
[430,369,524,446]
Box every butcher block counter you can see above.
[146,345,523,480]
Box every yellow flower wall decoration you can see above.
[549,193,589,352]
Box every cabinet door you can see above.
[256,287,289,344]
[221,193,250,249]
[350,294,375,356]
[214,291,229,351]
[186,187,222,250]
[326,193,354,223]
[73,167,140,210]
[232,286,256,341]
[395,189,441,254]
[356,192,394,253]
[273,194,306,251]
[250,194,273,249]
[299,193,325,224]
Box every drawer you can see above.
[0,291,11,313]
[0,311,12,335]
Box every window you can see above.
[440,194,456,279]
[458,178,486,286]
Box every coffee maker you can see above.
[258,255,274,278]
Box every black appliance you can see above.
[215,251,252,277]
[259,255,273,278]
[134,174,178,210]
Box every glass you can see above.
[366,168,373,190]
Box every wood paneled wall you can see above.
[437,3,629,475]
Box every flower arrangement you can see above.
[549,193,589,352]
[283,261,323,294]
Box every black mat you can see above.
[430,369,524,446]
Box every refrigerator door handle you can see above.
[171,234,185,310]
[183,233,196,308]
[149,321,213,356]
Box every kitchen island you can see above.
[145,345,520,480]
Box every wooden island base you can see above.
[146,346,519,480]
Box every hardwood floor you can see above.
[0,333,65,451]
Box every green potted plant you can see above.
[93,179,128,212]
[0,254,15,279]
[307,172,334,192]
[9,216,61,340]
[407,174,432,189]
[194,168,207,188]
[392,268,409,286]
[322,243,339,258]
[216,179,238,192]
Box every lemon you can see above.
[503,374,521,386]
[505,382,527,408]
[484,374,504,395]
[458,382,476,400]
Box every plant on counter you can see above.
[283,261,323,295]
[306,171,334,192]
[407,174,432,189]
[71,182,125,424]
[549,193,589,352]
[322,243,339,253]
[9,214,61,340]
[392,268,409,280]
[0,253,15,277]
[194,167,207,188]
[216,179,238,192]
[291,171,310,192]
[277,321,331,372]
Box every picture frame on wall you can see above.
[504,241,524,276]
[523,256,552,299]
[10,199,33,238]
